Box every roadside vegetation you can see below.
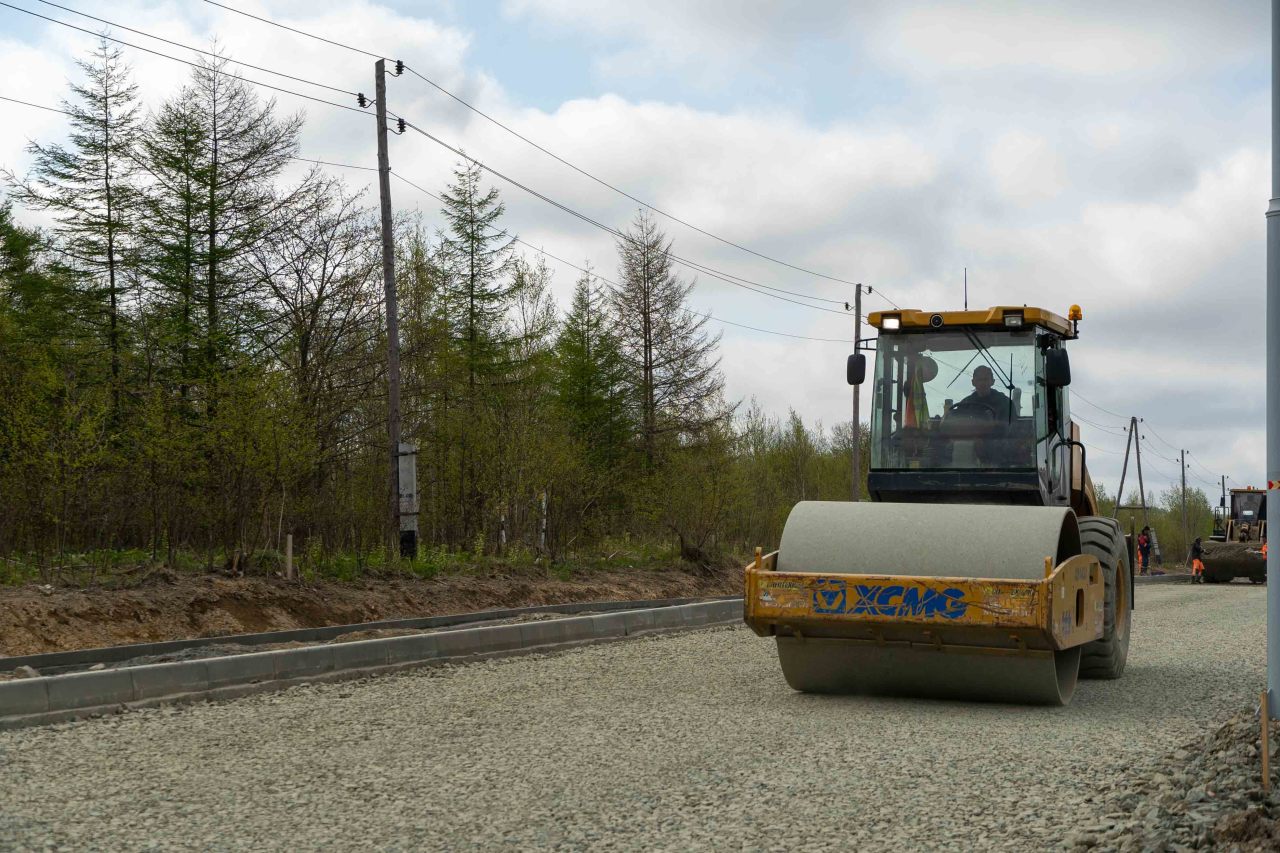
[0,42,869,587]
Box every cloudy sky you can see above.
[0,0,1269,501]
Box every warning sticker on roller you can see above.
[757,583,809,611]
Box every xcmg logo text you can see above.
[812,581,968,619]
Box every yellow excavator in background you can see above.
[744,305,1131,705]
[1203,486,1267,584]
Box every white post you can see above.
[539,491,548,552]
[398,442,419,559]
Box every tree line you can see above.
[0,43,866,575]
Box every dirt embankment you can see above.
[0,565,740,657]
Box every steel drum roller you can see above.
[773,502,1086,705]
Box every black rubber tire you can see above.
[1078,516,1131,679]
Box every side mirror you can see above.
[847,353,866,386]
[1045,348,1071,387]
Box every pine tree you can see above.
[136,85,206,398]
[5,39,141,418]
[185,51,305,404]
[555,267,631,466]
[438,159,515,540]
[610,211,725,466]
[439,159,516,394]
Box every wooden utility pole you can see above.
[375,59,403,563]
[1135,420,1150,529]
[1112,416,1136,519]
[851,284,865,501]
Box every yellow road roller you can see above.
[744,305,1131,705]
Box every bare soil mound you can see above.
[0,564,739,657]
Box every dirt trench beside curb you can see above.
[0,564,740,657]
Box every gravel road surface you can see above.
[0,584,1265,851]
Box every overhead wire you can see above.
[0,95,858,346]
[198,0,384,60]
[1083,443,1125,456]
[390,171,859,344]
[1074,412,1129,436]
[1073,387,1231,485]
[1072,391,1128,421]
[1187,451,1229,487]
[0,1,373,116]
[400,66,899,307]
[399,119,868,319]
[1139,421,1181,455]
[0,93,70,114]
[195,0,904,310]
[284,154,864,340]
[30,0,358,97]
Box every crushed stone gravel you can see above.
[0,584,1267,851]
[1076,709,1280,851]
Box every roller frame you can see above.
[744,550,1105,657]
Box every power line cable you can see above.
[195,0,904,310]
[0,93,70,114]
[1072,391,1128,421]
[199,0,384,60]
[1083,442,1125,456]
[289,155,377,172]
[0,87,862,344]
[0,1,372,116]
[1140,421,1181,454]
[1187,451,1229,485]
[401,65,898,306]
[390,171,860,344]
[1074,412,1129,436]
[400,120,867,317]
[31,0,357,97]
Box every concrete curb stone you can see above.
[0,599,744,730]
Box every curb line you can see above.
[1,595,739,674]
[0,599,744,730]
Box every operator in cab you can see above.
[956,364,1014,422]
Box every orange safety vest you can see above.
[903,366,929,428]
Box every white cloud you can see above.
[986,131,1066,205]
[0,0,1269,495]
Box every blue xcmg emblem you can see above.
[812,580,969,619]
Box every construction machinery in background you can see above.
[744,305,1131,705]
[1203,487,1268,584]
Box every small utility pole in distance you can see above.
[374,58,407,562]
[1135,420,1149,530]
[850,284,867,501]
[1112,416,1136,519]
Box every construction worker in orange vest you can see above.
[1190,537,1206,583]
[1136,527,1151,576]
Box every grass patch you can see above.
[0,536,742,589]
